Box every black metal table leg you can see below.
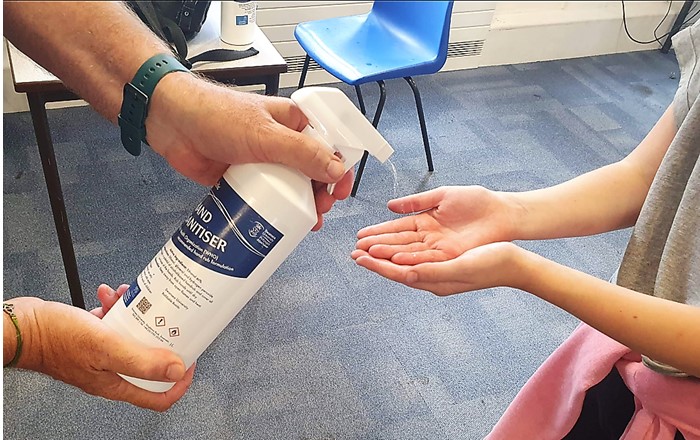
[263,74,280,96]
[26,93,85,309]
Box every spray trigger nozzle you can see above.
[292,87,395,194]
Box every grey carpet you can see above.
[3,48,680,439]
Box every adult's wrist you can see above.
[3,297,44,371]
[143,70,200,147]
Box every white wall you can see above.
[480,1,686,67]
[2,1,689,113]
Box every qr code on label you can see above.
[136,297,151,314]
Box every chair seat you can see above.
[294,14,444,85]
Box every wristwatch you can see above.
[118,53,189,156]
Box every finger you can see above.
[115,284,130,298]
[311,171,355,231]
[391,249,453,265]
[366,242,431,260]
[354,254,420,286]
[101,284,130,314]
[312,173,352,215]
[265,95,308,132]
[91,284,117,318]
[264,97,348,184]
[98,333,187,383]
[351,249,370,260]
[387,188,445,214]
[260,122,345,184]
[312,213,324,232]
[160,362,196,406]
[356,230,422,251]
[96,283,116,305]
[356,216,418,239]
[313,181,337,217]
[355,256,454,294]
[104,363,196,412]
[329,170,354,201]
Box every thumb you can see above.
[388,188,445,214]
[99,332,187,383]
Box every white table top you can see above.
[7,1,286,91]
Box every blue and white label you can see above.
[123,282,141,307]
[172,178,282,278]
[235,15,249,25]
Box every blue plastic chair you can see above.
[295,1,454,196]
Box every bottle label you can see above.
[235,3,256,26]
[171,178,283,278]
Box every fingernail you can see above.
[166,363,185,381]
[326,159,345,180]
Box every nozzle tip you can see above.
[372,141,395,163]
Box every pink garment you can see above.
[487,323,700,440]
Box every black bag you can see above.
[128,1,258,69]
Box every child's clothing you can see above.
[488,21,700,440]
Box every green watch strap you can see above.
[118,53,189,156]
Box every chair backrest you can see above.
[370,1,454,61]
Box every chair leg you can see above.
[352,80,386,197]
[354,84,366,115]
[298,55,310,89]
[404,76,434,172]
[371,80,386,128]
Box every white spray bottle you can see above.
[102,87,394,392]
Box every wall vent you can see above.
[447,39,485,58]
[286,56,323,73]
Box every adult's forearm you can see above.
[515,248,700,377]
[503,105,677,240]
[4,1,170,122]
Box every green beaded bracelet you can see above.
[3,303,23,368]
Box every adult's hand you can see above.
[147,75,349,186]
[6,286,194,412]
[147,74,354,230]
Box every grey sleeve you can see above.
[672,22,700,127]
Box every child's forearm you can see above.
[514,247,700,377]
[504,105,677,240]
